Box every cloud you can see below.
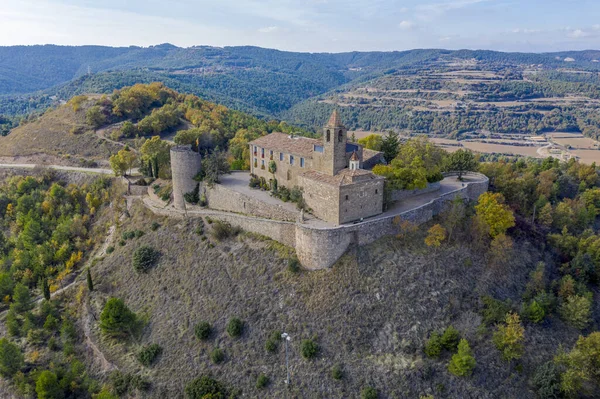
[416,0,489,20]
[511,28,541,34]
[593,24,600,31]
[568,29,588,39]
[398,20,416,30]
[258,26,279,33]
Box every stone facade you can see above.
[170,145,201,210]
[248,111,385,225]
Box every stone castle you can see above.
[248,110,384,225]
[164,111,489,270]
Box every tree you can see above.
[559,295,592,330]
[120,121,137,138]
[425,224,447,247]
[87,268,94,292]
[109,147,137,177]
[361,386,378,399]
[0,338,23,377]
[446,149,478,179]
[448,339,476,377]
[381,131,400,163]
[493,312,524,362]
[99,298,137,338]
[140,136,171,178]
[185,376,228,399]
[11,283,32,313]
[358,134,383,151]
[132,245,160,273]
[555,332,600,396]
[475,192,515,238]
[202,150,230,185]
[86,105,107,128]
[42,278,50,301]
[36,370,63,399]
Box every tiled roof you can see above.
[249,132,321,158]
[301,168,383,187]
[362,148,384,166]
[327,109,343,127]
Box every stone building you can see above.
[249,111,385,225]
[170,145,201,210]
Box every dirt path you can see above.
[82,301,117,373]
[96,123,132,151]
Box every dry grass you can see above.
[80,201,584,398]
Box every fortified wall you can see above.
[170,145,202,210]
[151,169,489,270]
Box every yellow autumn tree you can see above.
[475,192,515,238]
[425,224,447,247]
[492,312,524,362]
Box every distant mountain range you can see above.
[1,44,600,131]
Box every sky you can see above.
[0,0,599,53]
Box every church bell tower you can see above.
[322,109,347,175]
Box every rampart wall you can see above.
[389,181,441,203]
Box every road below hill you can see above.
[0,163,139,175]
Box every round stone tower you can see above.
[170,145,202,210]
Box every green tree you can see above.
[555,332,600,396]
[109,147,137,177]
[35,370,63,399]
[185,376,228,399]
[0,273,14,301]
[132,245,159,273]
[475,192,516,238]
[381,131,400,163]
[0,338,23,377]
[86,105,107,128]
[202,150,230,185]
[99,298,137,338]
[493,312,524,362]
[11,283,32,313]
[448,339,476,377]
[87,268,94,292]
[140,136,171,178]
[361,386,378,399]
[42,278,50,301]
[559,295,592,330]
[358,134,383,151]
[446,149,479,179]
[226,318,243,338]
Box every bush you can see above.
[288,257,301,273]
[36,370,63,399]
[448,339,476,377]
[361,386,378,399]
[441,326,461,351]
[137,344,163,367]
[195,322,212,340]
[523,300,545,323]
[109,371,150,396]
[185,376,228,399]
[99,298,137,338]
[150,222,161,231]
[132,245,160,273]
[424,331,443,358]
[106,246,115,254]
[331,363,344,380]
[256,374,269,389]
[0,338,24,377]
[559,295,592,330]
[532,362,561,399]
[210,347,224,364]
[184,184,200,204]
[301,339,319,359]
[211,221,241,241]
[265,330,281,353]
[481,295,512,325]
[227,318,243,338]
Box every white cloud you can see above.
[568,29,588,39]
[593,24,600,31]
[511,28,541,34]
[398,20,416,30]
[416,0,489,21]
[258,26,279,33]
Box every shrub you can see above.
[122,231,135,240]
[361,386,378,399]
[288,257,301,273]
[481,295,512,325]
[134,230,145,238]
[185,376,228,399]
[559,295,592,330]
[532,362,561,399]
[440,326,461,351]
[132,245,160,273]
[99,298,137,338]
[184,184,200,204]
[0,338,24,377]
[493,313,524,362]
[448,339,476,377]
[301,339,319,359]
[331,363,344,380]
[195,322,211,341]
[150,222,161,231]
[523,300,545,323]
[256,374,269,389]
[211,221,241,241]
[137,344,163,367]
[210,347,224,364]
[109,371,150,396]
[36,370,63,399]
[424,331,443,358]
[106,246,115,254]
[227,318,243,338]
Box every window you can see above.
[345,195,349,200]
[253,146,257,155]
[314,145,324,153]
[261,148,265,158]
[261,160,265,167]
[269,150,273,159]
[300,158,305,167]
[338,130,343,142]
[280,152,284,161]
[375,189,378,194]
[326,130,331,142]
[290,155,295,165]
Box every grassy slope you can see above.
[0,99,120,163]
[85,200,590,399]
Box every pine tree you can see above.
[493,312,525,362]
[87,269,94,292]
[448,339,476,377]
[42,278,50,301]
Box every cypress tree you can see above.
[42,279,50,301]
[87,269,94,292]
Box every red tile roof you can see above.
[249,132,321,158]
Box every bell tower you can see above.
[322,109,348,175]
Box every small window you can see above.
[338,130,343,142]
[290,155,295,165]
[300,158,305,167]
[261,160,265,166]
[279,152,283,161]
[270,150,273,157]
[345,195,349,200]
[375,189,378,194]
[261,148,265,157]
[326,130,331,142]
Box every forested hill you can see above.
[2,45,600,124]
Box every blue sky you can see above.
[0,0,598,52]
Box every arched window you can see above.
[338,130,343,142]
[326,130,331,142]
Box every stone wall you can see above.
[300,175,340,225]
[389,181,441,203]
[170,145,201,210]
[339,178,385,224]
[203,181,299,222]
